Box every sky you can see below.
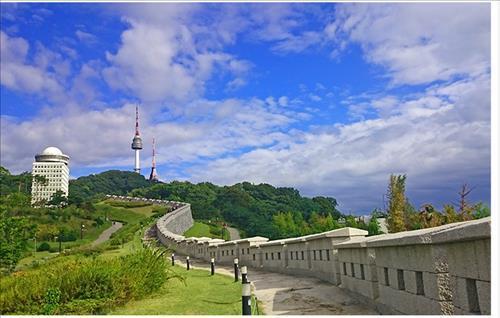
[0,2,491,214]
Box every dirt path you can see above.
[226,226,240,240]
[175,256,379,315]
[91,222,123,246]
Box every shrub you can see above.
[0,248,172,314]
[38,242,51,252]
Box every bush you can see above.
[38,242,51,252]
[0,248,172,314]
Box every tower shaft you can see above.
[135,149,140,173]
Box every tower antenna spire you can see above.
[149,137,158,181]
[135,105,140,136]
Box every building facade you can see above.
[31,146,70,205]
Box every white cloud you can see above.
[330,3,490,85]
[0,31,66,99]
[75,30,97,44]
[189,76,490,212]
[0,96,303,175]
[102,7,253,104]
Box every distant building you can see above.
[31,146,70,205]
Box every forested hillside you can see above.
[130,181,345,239]
[68,170,153,204]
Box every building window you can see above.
[231,250,234,256]
[295,251,298,260]
[343,262,347,275]
[301,251,304,260]
[384,267,389,286]
[242,249,245,255]
[351,263,355,277]
[326,250,330,261]
[253,254,256,261]
[397,269,405,290]
[265,253,268,260]
[271,253,274,260]
[319,250,323,261]
[247,248,250,254]
[313,250,317,260]
[278,252,281,260]
[290,252,294,260]
[416,271,424,295]
[360,264,365,280]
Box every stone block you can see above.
[365,264,378,282]
[388,268,399,290]
[341,275,378,300]
[476,280,490,314]
[423,272,452,301]
[474,239,490,281]
[377,284,452,314]
[450,276,468,311]
[404,270,417,294]
[446,241,479,279]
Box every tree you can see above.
[367,215,381,236]
[386,174,407,233]
[48,190,68,207]
[443,204,459,224]
[472,203,490,219]
[457,184,474,221]
[0,210,37,271]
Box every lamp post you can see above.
[234,258,239,282]
[80,223,85,240]
[241,266,251,315]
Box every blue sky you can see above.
[0,3,491,213]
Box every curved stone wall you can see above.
[156,203,490,315]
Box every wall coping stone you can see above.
[217,236,269,247]
[335,236,380,249]
[431,217,490,243]
[365,218,488,247]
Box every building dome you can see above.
[41,146,63,156]
[35,146,69,163]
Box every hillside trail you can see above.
[91,221,123,246]
[226,226,240,240]
[174,257,379,315]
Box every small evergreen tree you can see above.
[386,174,407,233]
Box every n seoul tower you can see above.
[131,106,143,173]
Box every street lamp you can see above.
[80,223,85,240]
[55,236,61,253]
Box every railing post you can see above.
[234,258,239,282]
[171,253,175,266]
[241,266,251,315]
[186,256,190,270]
[211,258,215,275]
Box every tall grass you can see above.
[0,248,176,314]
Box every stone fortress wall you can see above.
[149,197,490,315]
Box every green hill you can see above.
[68,170,154,204]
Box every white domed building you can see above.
[31,146,70,205]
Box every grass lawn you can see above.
[184,221,230,240]
[184,221,212,238]
[111,265,243,315]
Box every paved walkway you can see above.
[226,226,241,240]
[175,257,379,315]
[91,221,123,246]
